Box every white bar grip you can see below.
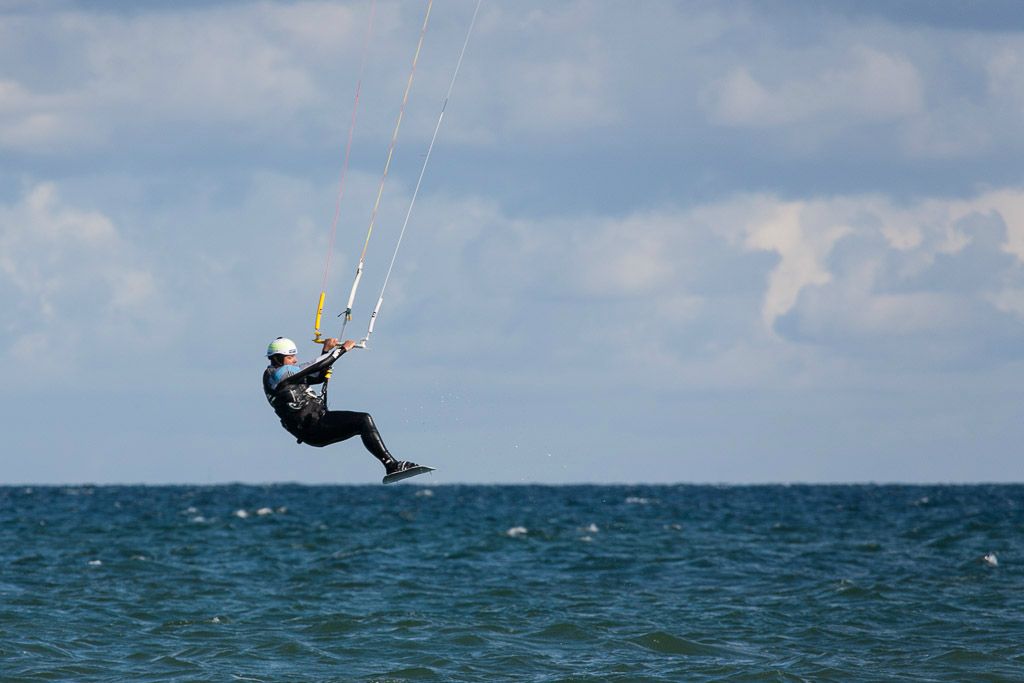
[343,261,365,320]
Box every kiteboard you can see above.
[383,464,435,485]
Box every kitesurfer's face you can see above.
[282,354,298,366]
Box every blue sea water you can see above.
[1,484,1022,681]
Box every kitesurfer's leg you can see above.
[308,411,399,470]
[356,412,397,469]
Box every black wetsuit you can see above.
[262,347,398,469]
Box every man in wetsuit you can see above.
[262,336,422,481]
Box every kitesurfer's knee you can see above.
[359,412,377,436]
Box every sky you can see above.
[3,0,1024,484]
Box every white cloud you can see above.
[260,1,362,56]
[4,0,1021,171]
[0,182,169,370]
[988,288,1024,318]
[0,79,87,151]
[741,200,850,328]
[506,57,617,133]
[745,190,1024,361]
[0,2,370,152]
[0,1,620,155]
[76,8,322,120]
[574,211,689,296]
[985,189,1024,262]
[703,46,923,127]
[987,47,1024,111]
[400,185,1024,383]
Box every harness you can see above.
[262,366,326,437]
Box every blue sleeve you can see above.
[267,365,301,391]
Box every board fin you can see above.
[383,464,435,485]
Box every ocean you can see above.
[1,484,1022,681]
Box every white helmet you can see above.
[266,337,298,358]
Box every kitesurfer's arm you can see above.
[275,339,357,388]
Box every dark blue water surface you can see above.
[1,484,1023,681]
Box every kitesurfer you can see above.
[262,336,421,479]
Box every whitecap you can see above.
[506,526,528,538]
[625,496,650,505]
[582,523,599,533]
[276,506,288,514]
[256,507,273,516]
[415,489,434,497]
[234,509,249,519]
[580,535,594,542]
[88,560,102,566]
[190,515,207,523]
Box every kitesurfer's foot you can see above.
[386,460,421,475]
[382,460,435,484]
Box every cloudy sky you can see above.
[3,0,1024,484]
